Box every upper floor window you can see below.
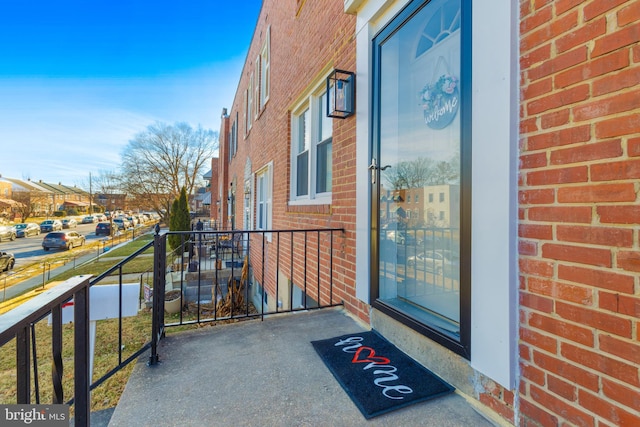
[254,57,261,119]
[229,115,238,163]
[247,73,254,133]
[244,88,251,134]
[290,79,332,204]
[260,26,271,109]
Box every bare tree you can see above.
[120,122,218,221]
[430,151,460,185]
[383,155,459,190]
[383,157,436,190]
[12,189,50,220]
[91,169,122,195]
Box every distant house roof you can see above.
[193,191,211,205]
[0,178,52,193]
[37,181,87,196]
[63,200,90,207]
[203,169,212,180]
[202,192,211,205]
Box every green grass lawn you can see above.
[50,234,155,283]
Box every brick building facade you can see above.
[519,0,640,425]
[216,0,640,425]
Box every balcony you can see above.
[0,227,494,426]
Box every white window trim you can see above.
[289,75,333,206]
[256,162,273,240]
[248,73,254,132]
[254,56,261,119]
[244,88,250,135]
[244,177,254,232]
[260,26,271,108]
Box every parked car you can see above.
[407,250,459,276]
[112,218,131,230]
[94,214,106,222]
[81,216,96,224]
[42,231,86,251]
[383,229,417,245]
[0,226,17,242]
[62,218,78,229]
[0,251,15,272]
[40,220,63,232]
[14,223,41,238]
[95,222,113,236]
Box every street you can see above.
[0,221,107,269]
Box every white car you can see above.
[407,250,458,276]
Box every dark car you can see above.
[0,251,15,272]
[42,231,86,251]
[62,218,78,229]
[95,222,113,236]
[40,220,62,232]
[14,223,41,238]
[0,226,17,242]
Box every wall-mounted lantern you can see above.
[326,69,355,119]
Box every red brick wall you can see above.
[221,1,365,320]
[218,113,230,229]
[519,0,640,425]
[209,158,219,223]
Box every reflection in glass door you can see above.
[373,0,463,341]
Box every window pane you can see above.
[298,109,310,153]
[316,138,332,193]
[319,92,332,141]
[297,151,309,196]
[376,0,462,337]
[258,174,265,228]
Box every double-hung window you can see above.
[260,26,270,109]
[290,82,332,203]
[256,163,272,231]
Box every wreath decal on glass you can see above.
[419,73,460,130]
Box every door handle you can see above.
[368,158,391,184]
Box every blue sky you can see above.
[0,0,262,186]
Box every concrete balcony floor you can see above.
[108,308,497,427]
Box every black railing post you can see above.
[31,323,40,403]
[149,225,165,365]
[73,285,90,427]
[16,325,30,403]
[51,304,64,404]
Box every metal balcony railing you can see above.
[0,226,344,426]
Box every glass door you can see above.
[371,0,469,353]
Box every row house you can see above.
[0,177,94,216]
[0,177,53,217]
[34,181,92,212]
[215,0,640,425]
